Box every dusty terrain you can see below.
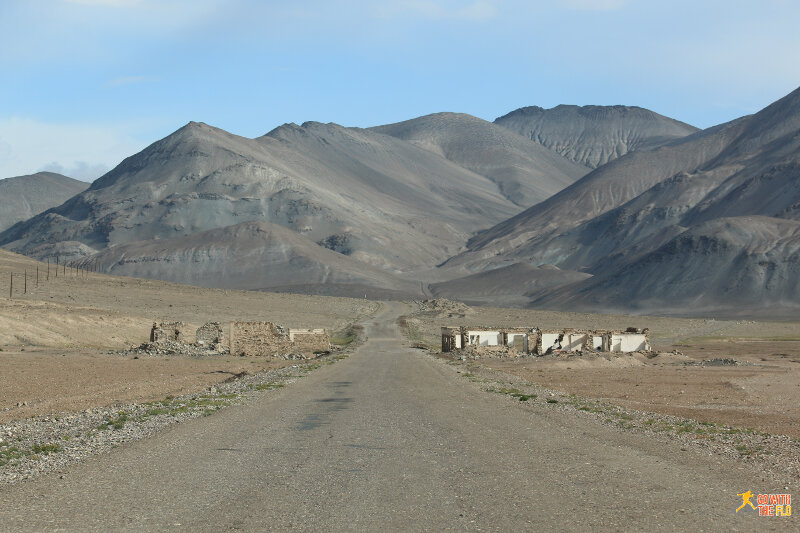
[2,303,794,531]
[0,249,377,422]
[0,347,298,424]
[407,300,800,438]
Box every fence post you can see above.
[36,266,39,287]
[47,258,50,281]
[9,272,12,298]
[24,270,27,294]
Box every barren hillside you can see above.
[0,172,88,232]
[443,86,800,316]
[371,112,588,206]
[494,104,699,168]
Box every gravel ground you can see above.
[433,353,799,491]
[0,350,351,486]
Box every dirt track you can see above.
[1,303,792,531]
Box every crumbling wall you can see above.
[289,329,330,355]
[539,331,563,354]
[196,322,224,348]
[229,321,291,357]
[563,332,589,352]
[441,327,461,352]
[444,325,651,356]
[591,334,605,351]
[466,330,502,347]
[150,321,189,344]
[610,332,650,352]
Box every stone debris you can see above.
[416,299,472,318]
[682,358,753,367]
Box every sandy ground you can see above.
[0,249,379,348]
[407,301,800,438]
[483,342,800,438]
[0,347,299,424]
[0,249,378,422]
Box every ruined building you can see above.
[150,320,330,358]
[441,326,650,355]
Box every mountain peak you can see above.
[494,103,698,168]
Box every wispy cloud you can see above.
[38,161,110,182]
[106,75,150,87]
[63,0,143,7]
[558,0,630,11]
[0,117,146,181]
[375,0,499,21]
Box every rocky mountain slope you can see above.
[449,86,800,315]
[494,105,699,169]
[370,112,588,207]
[429,262,591,308]
[84,220,420,296]
[528,216,800,316]
[1,115,597,294]
[0,172,88,232]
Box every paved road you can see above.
[0,303,790,531]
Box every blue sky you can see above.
[1,0,799,181]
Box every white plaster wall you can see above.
[564,333,587,351]
[468,330,502,346]
[610,335,623,352]
[541,333,561,351]
[592,336,603,350]
[455,335,462,349]
[610,334,648,352]
[620,334,647,351]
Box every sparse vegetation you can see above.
[397,316,434,349]
[30,443,62,455]
[252,382,285,391]
[98,412,130,430]
[330,324,363,347]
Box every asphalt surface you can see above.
[0,303,792,531]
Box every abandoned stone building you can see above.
[229,322,330,357]
[441,326,650,355]
[150,321,190,343]
[150,320,330,357]
[195,322,225,349]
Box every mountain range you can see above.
[446,87,800,316]
[2,90,798,317]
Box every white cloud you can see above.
[0,118,146,181]
[38,161,111,182]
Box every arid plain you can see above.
[4,246,799,440]
[0,249,377,423]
